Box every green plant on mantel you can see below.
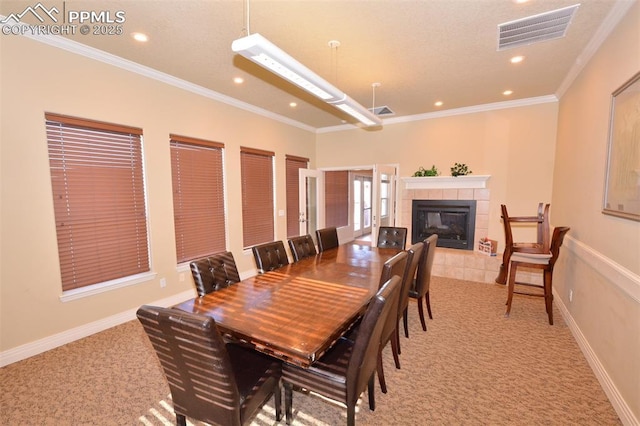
[450,162,472,177]
[413,165,440,177]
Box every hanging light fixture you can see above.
[232,33,382,127]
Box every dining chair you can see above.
[505,226,570,325]
[136,305,282,426]
[251,240,289,273]
[316,226,339,252]
[287,234,317,262]
[376,226,408,249]
[375,250,409,394]
[189,251,241,297]
[282,275,402,426]
[397,241,424,351]
[496,203,550,284]
[408,234,438,331]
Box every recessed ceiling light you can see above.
[510,56,524,64]
[132,32,148,42]
[503,90,513,96]
[289,102,297,108]
[513,0,529,3]
[233,77,244,84]
[434,101,443,107]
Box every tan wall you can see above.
[552,2,640,421]
[0,35,315,350]
[316,102,559,249]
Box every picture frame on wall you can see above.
[602,71,640,222]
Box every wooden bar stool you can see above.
[495,203,550,284]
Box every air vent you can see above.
[369,105,395,116]
[497,4,580,50]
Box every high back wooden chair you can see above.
[376,250,409,394]
[397,241,424,347]
[408,234,438,331]
[282,275,402,426]
[316,226,339,252]
[251,240,289,273]
[505,226,570,325]
[496,203,550,284]
[376,226,408,249]
[189,251,241,296]
[287,234,317,262]
[136,305,282,426]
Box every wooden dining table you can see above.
[173,242,400,367]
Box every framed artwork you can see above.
[603,71,640,221]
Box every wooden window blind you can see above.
[325,170,349,228]
[45,113,150,292]
[240,147,275,248]
[285,155,309,238]
[170,134,226,263]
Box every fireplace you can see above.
[411,200,477,250]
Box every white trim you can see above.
[59,271,157,302]
[564,235,640,303]
[0,290,195,367]
[402,175,491,189]
[318,96,558,133]
[555,291,639,426]
[1,20,317,133]
[556,0,637,98]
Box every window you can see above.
[325,170,349,228]
[241,147,275,247]
[45,113,149,292]
[285,155,309,237]
[170,134,226,263]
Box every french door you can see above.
[353,175,372,238]
[298,169,325,239]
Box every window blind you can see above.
[325,170,349,228]
[45,113,150,292]
[285,155,309,237]
[170,134,226,263]
[240,147,275,248]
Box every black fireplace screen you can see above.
[411,200,476,250]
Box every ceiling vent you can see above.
[497,4,580,50]
[369,106,395,116]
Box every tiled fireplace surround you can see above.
[399,176,501,284]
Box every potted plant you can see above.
[413,165,440,177]
[450,163,472,177]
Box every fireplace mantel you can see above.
[402,175,491,189]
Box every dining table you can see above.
[173,242,400,367]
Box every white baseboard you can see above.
[0,290,194,367]
[555,289,639,426]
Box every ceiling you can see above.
[1,0,626,130]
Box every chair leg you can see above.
[395,326,401,355]
[274,380,282,421]
[417,296,427,331]
[368,374,376,411]
[544,270,554,325]
[505,262,517,317]
[176,414,186,426]
[403,308,409,338]
[391,330,401,369]
[496,246,512,284]
[425,291,433,319]
[377,350,387,394]
[347,404,356,426]
[284,382,293,425]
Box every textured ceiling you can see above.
[1,0,626,130]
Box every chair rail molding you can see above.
[402,175,491,189]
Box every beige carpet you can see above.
[0,277,620,425]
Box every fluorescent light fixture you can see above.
[232,33,382,127]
